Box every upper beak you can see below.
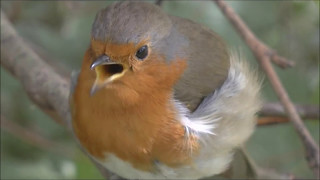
[90,55,117,70]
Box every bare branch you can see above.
[214,1,294,69]
[214,0,319,178]
[0,11,113,180]
[258,117,293,126]
[261,103,319,120]
[1,11,70,126]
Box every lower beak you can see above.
[90,55,126,96]
[90,81,105,96]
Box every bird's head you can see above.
[83,1,186,96]
[89,39,152,95]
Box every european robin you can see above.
[70,1,261,179]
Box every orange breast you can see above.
[72,48,199,171]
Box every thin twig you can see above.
[260,103,319,120]
[1,114,74,158]
[214,1,294,69]
[214,0,319,178]
[258,117,293,126]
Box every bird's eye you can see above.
[135,45,148,60]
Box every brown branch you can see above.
[0,11,114,180]
[0,12,70,126]
[258,117,292,126]
[260,103,319,120]
[1,114,74,158]
[258,117,318,126]
[214,0,319,178]
[215,1,294,69]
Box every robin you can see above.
[70,1,261,179]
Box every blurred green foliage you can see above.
[1,1,319,179]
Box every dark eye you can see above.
[135,45,148,60]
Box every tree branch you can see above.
[0,11,114,180]
[214,0,319,178]
[215,1,294,69]
[258,117,295,126]
[260,103,319,120]
[0,12,70,126]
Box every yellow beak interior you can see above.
[90,64,127,95]
[95,64,124,82]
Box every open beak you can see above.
[90,55,126,96]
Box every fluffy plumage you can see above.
[70,2,261,179]
[71,51,261,179]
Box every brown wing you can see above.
[169,16,230,111]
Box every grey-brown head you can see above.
[91,1,172,45]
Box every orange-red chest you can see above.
[71,52,199,171]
